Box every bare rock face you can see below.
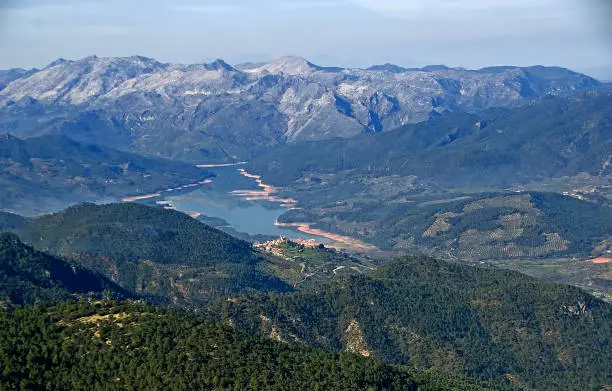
[0,56,600,161]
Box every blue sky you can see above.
[0,0,611,77]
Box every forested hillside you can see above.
[16,203,294,306]
[0,300,497,390]
[1,201,610,390]
[211,256,612,391]
[280,192,612,260]
[0,233,129,306]
[0,134,212,215]
[18,203,257,265]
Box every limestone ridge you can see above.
[0,55,601,161]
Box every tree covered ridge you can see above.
[250,93,612,188]
[15,203,295,307]
[0,300,497,390]
[0,232,129,306]
[211,256,612,391]
[17,203,256,266]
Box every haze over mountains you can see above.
[0,55,601,161]
[0,133,212,214]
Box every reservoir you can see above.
[161,166,321,240]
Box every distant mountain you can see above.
[0,211,29,231]
[16,203,294,306]
[0,68,36,91]
[211,256,612,391]
[0,134,211,215]
[204,58,237,72]
[598,82,612,93]
[244,56,326,75]
[250,93,612,189]
[0,232,129,306]
[366,63,408,73]
[0,55,599,162]
[2,55,164,105]
[577,64,612,82]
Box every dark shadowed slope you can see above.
[0,211,29,231]
[0,233,130,306]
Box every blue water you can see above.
[166,167,321,240]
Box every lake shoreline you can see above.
[121,178,213,203]
[121,165,377,253]
[274,220,375,252]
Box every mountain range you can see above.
[250,92,612,189]
[0,56,601,162]
[1,202,610,390]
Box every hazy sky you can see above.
[0,0,611,77]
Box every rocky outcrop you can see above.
[343,319,372,357]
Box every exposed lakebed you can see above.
[132,165,320,240]
[123,164,374,250]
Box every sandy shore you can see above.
[185,211,202,218]
[196,162,248,168]
[122,178,213,203]
[275,220,375,251]
[232,169,375,252]
[122,193,162,202]
[231,169,297,207]
[587,257,612,264]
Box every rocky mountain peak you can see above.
[247,56,320,76]
[205,59,236,72]
[45,58,73,69]
[366,63,408,73]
